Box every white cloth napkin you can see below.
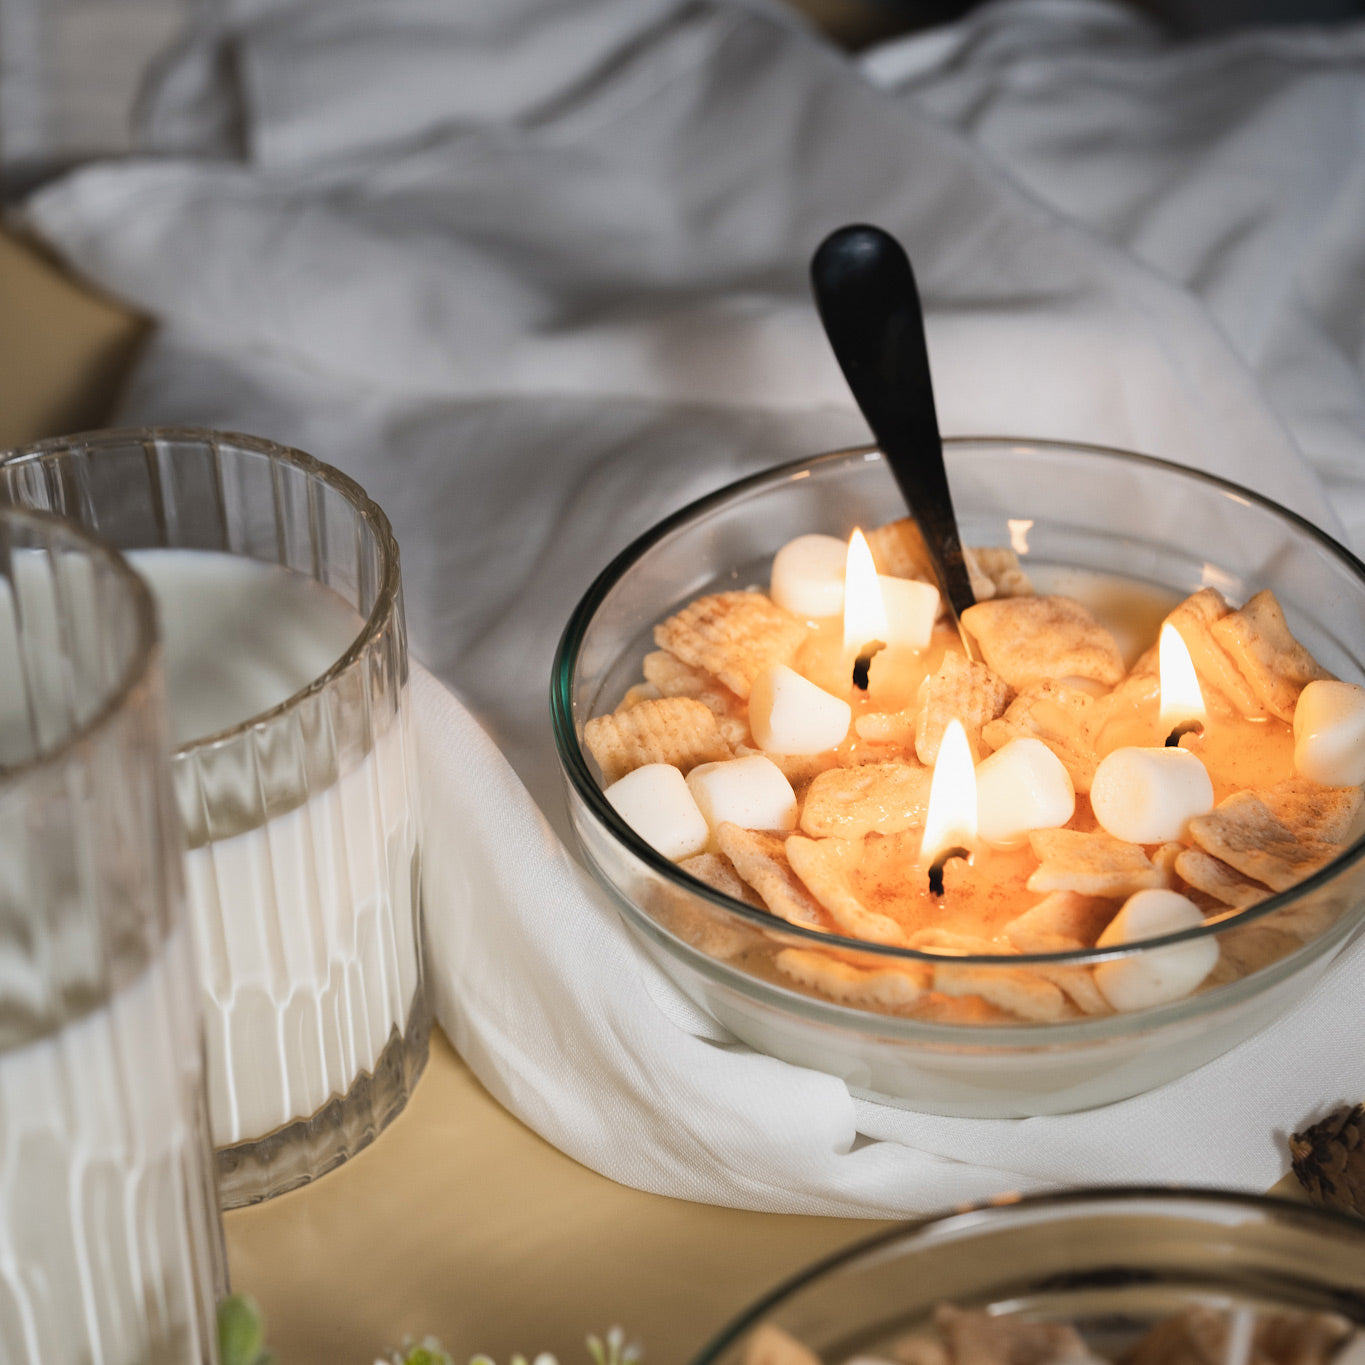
[19,0,1365,1216]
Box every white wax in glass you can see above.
[127,550,420,1148]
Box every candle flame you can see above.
[842,528,888,654]
[919,718,978,866]
[1158,622,1206,730]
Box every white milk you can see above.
[0,936,217,1365]
[127,550,421,1148]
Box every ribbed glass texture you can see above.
[0,506,224,1365]
[0,428,428,1208]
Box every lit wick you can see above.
[1158,622,1206,748]
[842,528,888,692]
[919,718,978,899]
[851,639,886,691]
[927,845,970,896]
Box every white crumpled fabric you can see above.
[20,0,1365,1217]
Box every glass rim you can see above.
[1,425,404,756]
[688,1183,1365,1364]
[0,502,160,782]
[551,436,1365,973]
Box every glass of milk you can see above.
[0,505,225,1365]
[1,428,429,1208]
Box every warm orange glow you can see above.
[919,718,978,865]
[842,528,888,654]
[1159,622,1206,731]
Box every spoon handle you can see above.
[810,225,978,629]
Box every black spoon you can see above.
[810,223,977,650]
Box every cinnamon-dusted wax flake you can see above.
[740,1323,822,1365]
[785,834,909,946]
[715,823,828,931]
[863,516,937,583]
[1026,828,1170,898]
[677,851,765,908]
[1205,921,1302,985]
[1035,963,1112,1016]
[1164,586,1263,717]
[904,927,1000,955]
[775,947,929,1010]
[853,706,918,747]
[1004,891,1117,952]
[962,595,1126,690]
[1187,791,1339,893]
[914,651,1015,765]
[798,759,932,839]
[653,590,807,700]
[981,679,1102,793]
[1126,1305,1353,1365]
[616,682,661,710]
[584,696,731,784]
[1212,588,1334,722]
[1174,847,1269,909]
[965,544,1034,599]
[1260,774,1364,844]
[641,648,750,746]
[931,961,1071,1021]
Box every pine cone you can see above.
[1290,1103,1365,1217]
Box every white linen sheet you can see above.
[18,0,1365,1217]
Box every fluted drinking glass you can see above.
[0,505,225,1365]
[0,428,428,1208]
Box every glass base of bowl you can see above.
[214,994,430,1209]
[621,908,1351,1117]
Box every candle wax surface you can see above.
[125,549,364,746]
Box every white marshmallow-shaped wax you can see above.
[1294,679,1365,787]
[686,754,798,833]
[770,534,846,618]
[749,663,852,755]
[878,575,940,651]
[1089,746,1213,845]
[1093,888,1219,1012]
[604,763,709,860]
[975,738,1075,847]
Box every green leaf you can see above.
[217,1295,271,1365]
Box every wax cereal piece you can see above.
[775,947,929,1010]
[617,683,660,709]
[904,928,998,954]
[740,1323,822,1365]
[1004,891,1116,953]
[1125,1306,1352,1365]
[914,651,1015,765]
[963,595,1126,690]
[1026,828,1169,898]
[1093,888,1219,1012]
[749,663,851,755]
[1034,963,1111,1016]
[934,1307,1097,1365]
[1174,848,1269,909]
[715,823,828,930]
[798,760,932,839]
[603,763,709,860]
[653,590,808,699]
[769,533,847,618]
[734,743,840,788]
[1294,679,1365,788]
[785,835,908,946]
[677,852,765,907]
[931,962,1070,1021]
[686,754,798,833]
[1163,587,1261,717]
[1187,791,1339,892]
[585,695,731,784]
[1212,588,1333,722]
[642,649,749,746]
[966,545,1033,598]
[1204,922,1302,985]
[863,518,1031,603]
[981,679,1102,793]
[853,706,917,747]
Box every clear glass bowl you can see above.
[690,1188,1365,1365]
[551,439,1365,1117]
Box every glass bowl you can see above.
[690,1187,1365,1365]
[550,439,1365,1117]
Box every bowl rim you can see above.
[688,1184,1365,1364]
[551,436,1365,973]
